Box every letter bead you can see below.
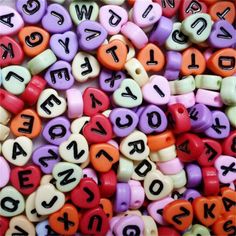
[144,170,173,201]
[0,186,25,217]
[120,130,149,161]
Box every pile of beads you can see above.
[0,0,236,235]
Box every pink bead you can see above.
[196,89,223,108]
[99,5,128,35]
[132,0,162,28]
[121,21,148,49]
[157,158,184,175]
[168,92,196,108]
[142,75,171,105]
[82,168,98,184]
[128,180,145,209]
[0,156,10,188]
[66,88,83,119]
[148,197,174,225]
[108,139,119,149]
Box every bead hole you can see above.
[135,68,141,75]
[178,107,184,114]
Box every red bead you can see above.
[99,170,117,198]
[154,0,181,18]
[197,138,222,167]
[158,226,180,236]
[222,131,236,157]
[0,216,9,236]
[10,165,41,195]
[176,133,204,162]
[71,178,100,209]
[202,167,220,196]
[166,103,191,134]
[0,36,24,67]
[0,89,24,114]
[20,75,46,106]
[180,0,208,21]
[79,207,109,235]
[83,114,113,144]
[83,87,110,117]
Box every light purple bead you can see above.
[42,3,72,33]
[135,106,146,117]
[183,189,201,203]
[42,116,71,146]
[109,108,139,137]
[99,69,125,92]
[44,60,74,90]
[164,51,182,81]
[150,16,173,46]
[114,183,131,213]
[139,105,167,134]
[188,103,213,132]
[204,110,230,139]
[77,20,108,51]
[185,163,202,188]
[16,0,47,24]
[50,31,78,62]
[208,20,236,48]
[32,145,61,174]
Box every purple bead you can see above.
[204,110,230,139]
[150,16,173,46]
[44,60,74,90]
[139,105,167,134]
[16,0,47,24]
[32,145,61,174]
[50,31,78,62]
[77,20,108,51]
[99,69,125,92]
[188,104,213,132]
[208,20,236,48]
[114,183,131,213]
[109,108,139,137]
[42,116,71,146]
[183,189,201,203]
[42,4,72,33]
[185,163,202,188]
[164,51,182,81]
[135,106,146,117]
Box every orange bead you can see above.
[193,196,222,227]
[209,1,236,23]
[163,200,193,231]
[99,198,113,219]
[220,187,236,215]
[97,39,127,71]
[212,212,236,236]
[207,48,236,77]
[49,203,79,235]
[137,43,165,72]
[10,109,41,139]
[181,47,206,76]
[128,0,136,6]
[147,130,175,152]
[90,143,119,172]
[18,26,50,57]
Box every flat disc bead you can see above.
[27,49,57,75]
[66,88,83,119]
